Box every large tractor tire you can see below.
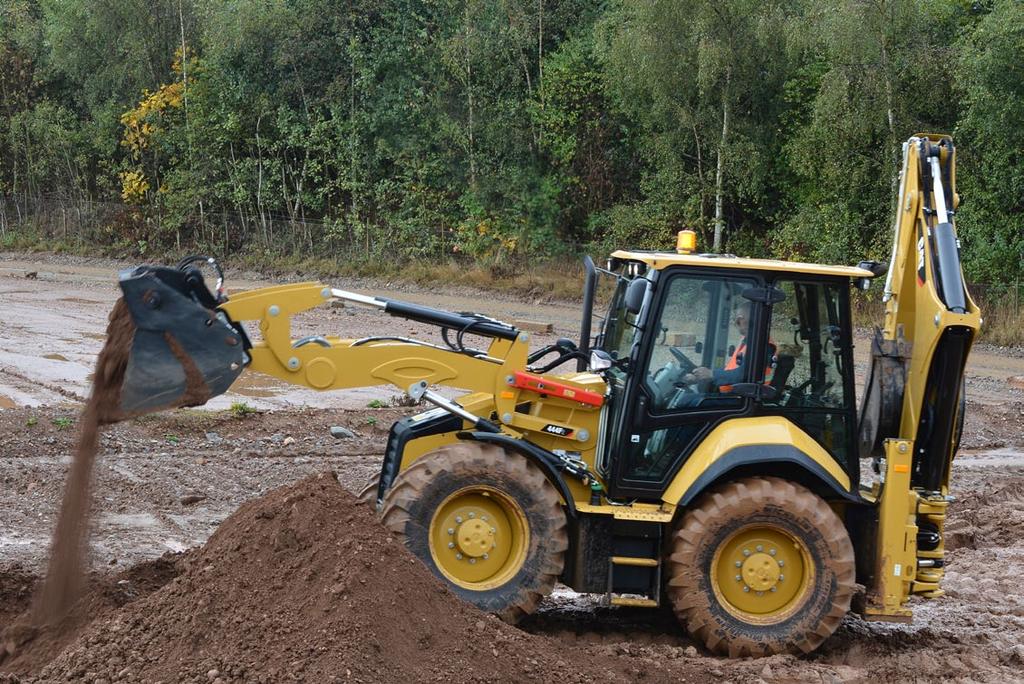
[380,442,568,623]
[666,476,855,657]
[356,473,381,508]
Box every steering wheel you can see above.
[668,346,697,375]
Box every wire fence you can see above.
[0,193,457,262]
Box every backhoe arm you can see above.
[861,135,981,619]
[874,135,981,490]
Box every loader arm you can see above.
[219,282,528,398]
[116,264,608,457]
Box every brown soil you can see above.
[6,474,687,683]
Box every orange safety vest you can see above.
[720,338,775,393]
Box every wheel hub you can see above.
[710,525,812,623]
[742,552,781,591]
[456,518,495,557]
[428,486,529,590]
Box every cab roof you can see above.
[610,249,875,279]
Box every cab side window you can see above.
[765,279,851,463]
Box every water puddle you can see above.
[957,447,1024,469]
[97,512,161,529]
[229,370,293,399]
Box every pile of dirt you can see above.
[0,569,35,630]
[21,474,645,683]
[0,557,181,677]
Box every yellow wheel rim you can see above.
[710,524,814,624]
[428,486,529,591]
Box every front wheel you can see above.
[380,443,568,622]
[666,476,855,657]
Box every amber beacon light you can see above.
[676,229,697,254]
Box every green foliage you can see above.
[366,399,388,409]
[954,0,1024,286]
[0,0,1022,287]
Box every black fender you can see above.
[456,431,578,521]
[676,444,863,507]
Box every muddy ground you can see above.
[2,253,1024,682]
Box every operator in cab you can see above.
[685,301,774,392]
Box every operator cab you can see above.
[596,244,875,500]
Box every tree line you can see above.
[0,0,1021,284]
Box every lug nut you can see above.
[770,587,777,592]
[778,560,785,567]
[448,528,454,535]
[490,527,496,533]
[469,512,475,518]
[456,553,463,560]
[483,554,489,560]
[734,561,742,568]
[778,574,785,581]
[756,545,763,552]
[756,591,763,596]
[735,575,742,581]
[769,548,777,556]
[456,516,463,523]
[743,549,751,557]
[743,586,750,593]
[469,558,476,564]
[481,516,488,522]
[448,542,455,549]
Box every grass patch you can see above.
[228,401,258,418]
[2,234,593,304]
[975,296,1023,347]
[51,416,74,430]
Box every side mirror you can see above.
[589,349,613,372]
[625,278,649,315]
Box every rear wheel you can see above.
[380,443,567,622]
[666,476,855,657]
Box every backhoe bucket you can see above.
[117,265,247,416]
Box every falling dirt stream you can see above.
[33,299,135,624]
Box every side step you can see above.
[604,521,663,609]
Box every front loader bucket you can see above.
[117,265,247,416]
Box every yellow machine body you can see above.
[116,134,978,653]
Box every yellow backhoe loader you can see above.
[114,134,978,656]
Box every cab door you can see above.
[604,270,764,498]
